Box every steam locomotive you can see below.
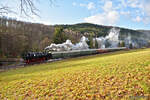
[22,52,52,64]
[22,47,127,64]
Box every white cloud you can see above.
[114,0,150,24]
[84,10,119,25]
[142,1,150,24]
[134,0,150,24]
[79,3,86,7]
[120,11,130,16]
[120,0,127,8]
[143,17,150,24]
[102,1,113,12]
[84,1,119,25]
[84,14,106,25]
[80,2,95,10]
[118,0,142,9]
[133,16,142,22]
[3,13,52,25]
[127,0,140,8]
[83,0,150,25]
[142,1,150,16]
[87,2,95,10]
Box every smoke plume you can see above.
[45,36,89,52]
[96,28,120,48]
[45,28,150,52]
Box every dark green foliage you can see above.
[53,27,68,44]
[105,40,111,48]
[95,39,98,49]
[119,41,125,47]
[129,43,133,49]
[148,41,150,47]
[89,35,94,49]
[118,42,121,47]
[56,23,148,42]
[55,23,111,37]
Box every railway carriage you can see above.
[22,47,127,64]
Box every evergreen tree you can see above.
[118,42,121,47]
[148,41,150,47]
[53,27,67,44]
[129,43,133,49]
[119,41,125,47]
[89,35,93,49]
[95,39,98,49]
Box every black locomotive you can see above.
[22,52,52,64]
[22,47,127,64]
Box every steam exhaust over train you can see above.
[23,28,149,64]
[45,28,150,52]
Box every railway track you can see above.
[0,52,116,72]
[0,59,62,72]
[0,47,127,72]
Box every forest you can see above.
[0,17,150,58]
[0,17,54,58]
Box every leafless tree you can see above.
[20,0,39,16]
[0,0,54,16]
[0,6,12,15]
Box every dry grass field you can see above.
[0,49,150,100]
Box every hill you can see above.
[55,23,148,37]
[0,17,150,58]
[55,23,150,48]
[0,49,150,99]
[0,17,54,58]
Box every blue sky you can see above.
[2,0,150,30]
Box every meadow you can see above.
[0,49,150,100]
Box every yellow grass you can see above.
[0,49,150,100]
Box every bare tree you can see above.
[0,0,54,16]
[20,0,39,16]
[0,6,13,15]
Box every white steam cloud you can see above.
[45,28,149,52]
[95,28,120,48]
[45,36,89,52]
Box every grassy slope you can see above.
[0,49,150,100]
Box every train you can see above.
[22,47,127,64]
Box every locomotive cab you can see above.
[22,52,52,64]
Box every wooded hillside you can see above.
[0,17,150,58]
[0,17,54,58]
